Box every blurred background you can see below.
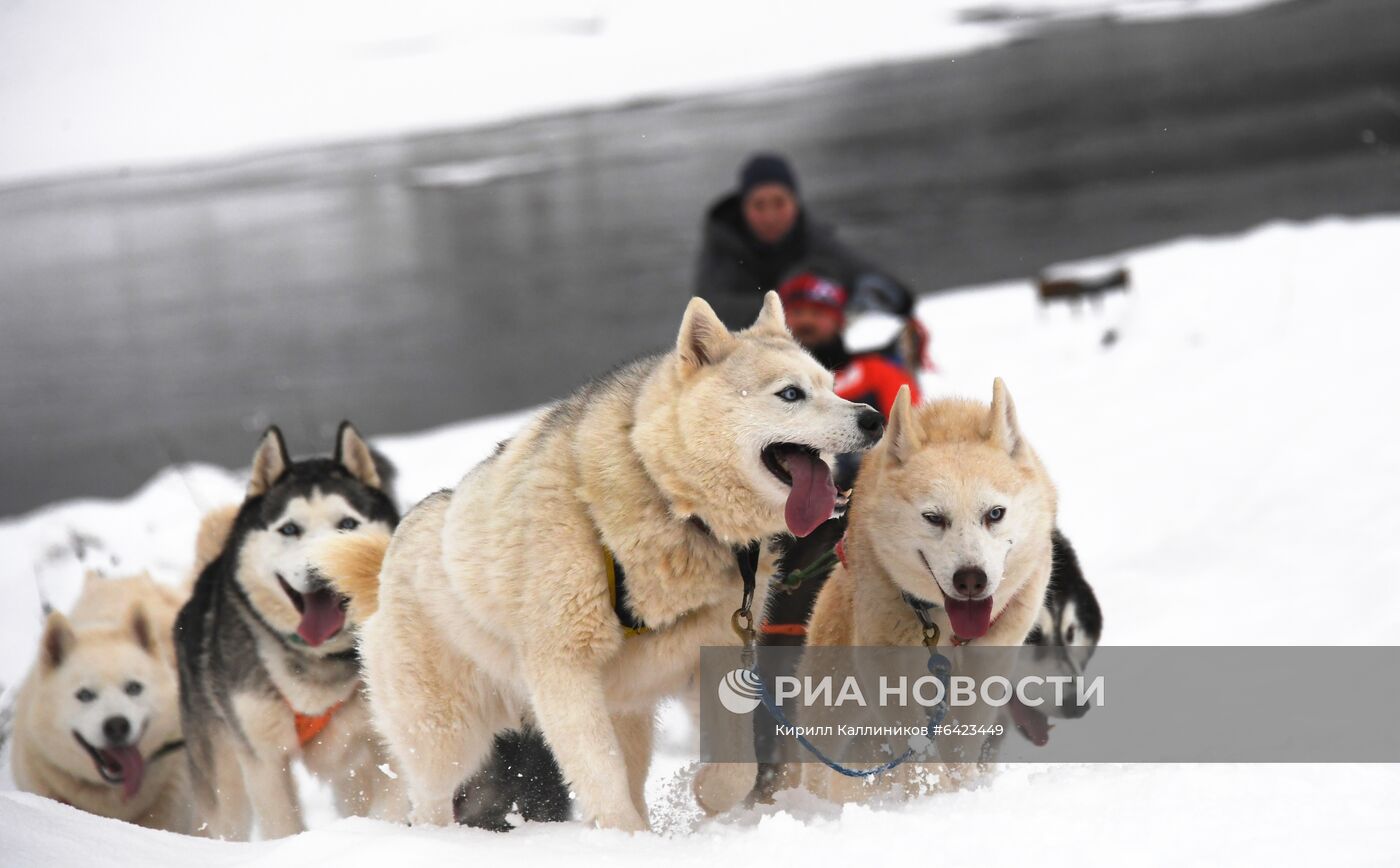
[2,0,1398,518]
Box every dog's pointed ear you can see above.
[884,385,921,465]
[248,426,290,497]
[334,421,381,489]
[128,604,155,656]
[987,378,1024,457]
[677,296,737,372]
[750,290,790,337]
[41,611,75,671]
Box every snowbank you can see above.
[0,0,1284,185]
[3,214,1398,863]
[2,763,1396,867]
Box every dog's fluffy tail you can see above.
[194,504,240,575]
[313,532,391,621]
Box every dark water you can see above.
[1,0,1398,517]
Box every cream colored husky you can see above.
[799,381,1057,801]
[316,292,884,830]
[10,572,191,831]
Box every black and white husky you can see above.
[175,423,408,839]
[1005,529,1104,746]
[175,424,570,838]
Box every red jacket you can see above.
[832,353,920,418]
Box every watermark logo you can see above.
[717,668,763,714]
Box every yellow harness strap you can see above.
[604,547,652,637]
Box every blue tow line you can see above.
[750,648,953,779]
[727,546,953,779]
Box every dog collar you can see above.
[148,738,186,764]
[281,631,358,664]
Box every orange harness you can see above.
[289,700,344,747]
[760,621,808,637]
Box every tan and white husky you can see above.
[799,381,1057,801]
[316,292,884,830]
[10,572,191,831]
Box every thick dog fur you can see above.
[798,381,1057,801]
[174,423,408,839]
[315,529,391,625]
[11,572,191,831]
[316,292,883,830]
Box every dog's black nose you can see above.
[103,715,131,745]
[952,566,987,598]
[856,408,884,441]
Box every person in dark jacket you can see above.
[694,153,878,329]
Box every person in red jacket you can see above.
[777,271,921,418]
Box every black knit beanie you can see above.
[739,153,799,198]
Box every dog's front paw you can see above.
[693,762,756,816]
[593,806,650,833]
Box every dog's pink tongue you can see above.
[945,595,994,639]
[1009,696,1052,746]
[108,747,145,800]
[297,588,347,647]
[783,451,836,538]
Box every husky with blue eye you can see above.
[795,381,1058,803]
[314,293,884,831]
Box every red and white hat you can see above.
[778,272,848,314]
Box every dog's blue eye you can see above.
[985,506,1006,524]
[124,681,143,697]
[337,517,360,531]
[278,522,302,538]
[75,688,96,703]
[776,386,805,402]
[923,512,948,529]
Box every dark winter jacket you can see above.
[692,193,877,330]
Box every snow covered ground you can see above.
[0,0,1284,185]
[3,213,1399,863]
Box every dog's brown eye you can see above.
[75,688,96,703]
[124,681,144,697]
[923,512,947,529]
[985,506,1006,525]
[337,517,360,531]
[278,522,302,538]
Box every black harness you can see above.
[606,549,650,636]
[606,516,761,637]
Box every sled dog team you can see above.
[9,292,1101,836]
